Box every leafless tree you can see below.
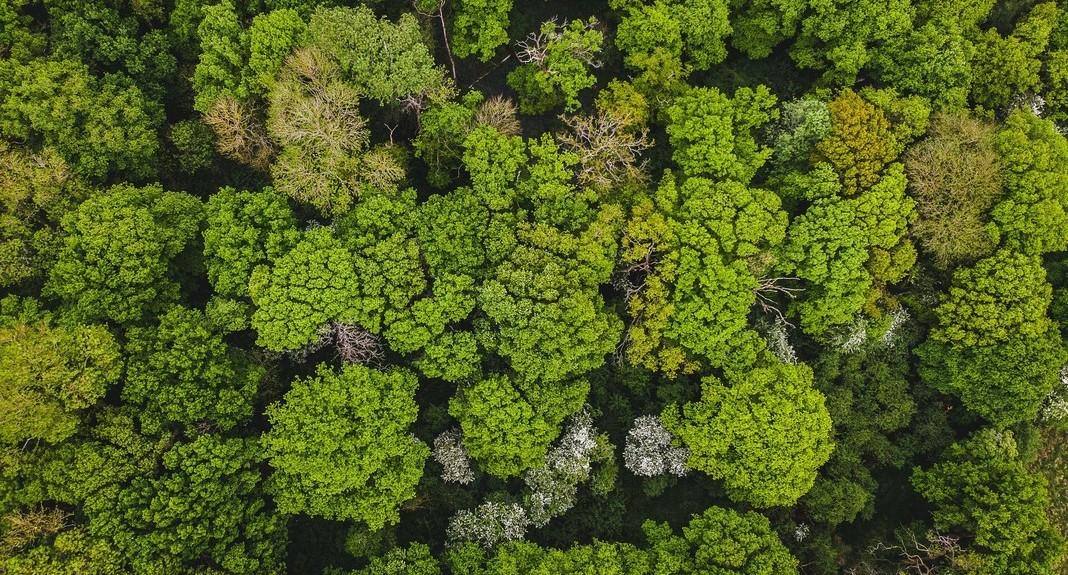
[330,323,385,365]
[558,111,651,191]
[203,96,274,169]
[753,276,803,325]
[413,0,457,80]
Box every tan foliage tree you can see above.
[905,113,1002,268]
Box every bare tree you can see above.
[330,323,385,365]
[558,111,651,191]
[753,276,803,326]
[203,96,274,169]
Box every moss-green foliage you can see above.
[8,1,1068,572]
[0,297,121,445]
[263,364,428,528]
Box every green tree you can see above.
[349,543,440,575]
[991,110,1068,256]
[814,90,897,196]
[0,144,88,288]
[912,429,1066,573]
[970,2,1058,111]
[44,184,202,324]
[728,0,806,59]
[0,58,160,180]
[506,19,603,114]
[663,363,834,507]
[449,374,588,478]
[192,0,246,113]
[450,0,513,61]
[247,8,306,97]
[122,306,263,435]
[262,364,428,528]
[929,250,1053,348]
[665,85,778,181]
[203,186,300,299]
[645,506,800,574]
[307,6,449,104]
[249,227,359,351]
[0,297,121,445]
[83,434,287,574]
[789,0,913,85]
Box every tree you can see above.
[789,0,913,85]
[621,174,787,374]
[0,58,160,181]
[203,186,300,299]
[122,306,263,435]
[663,363,834,507]
[918,330,1065,428]
[449,374,588,478]
[83,435,286,574]
[815,90,897,196]
[645,506,800,574]
[0,144,88,288]
[614,0,731,73]
[450,0,513,61]
[192,0,245,112]
[44,184,202,324]
[930,250,1053,348]
[904,112,1001,268]
[665,85,778,181]
[912,429,1066,573]
[728,0,807,59]
[782,165,916,336]
[507,19,603,114]
[0,297,121,445]
[262,364,428,528]
[348,543,440,575]
[249,227,360,351]
[246,8,306,97]
[307,6,449,104]
[990,110,1068,256]
[970,2,1058,111]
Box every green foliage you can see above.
[450,0,513,62]
[507,19,603,114]
[449,375,588,478]
[192,0,246,113]
[913,429,1066,573]
[123,305,262,435]
[621,174,787,375]
[971,2,1058,111]
[247,9,306,97]
[663,363,834,507]
[350,543,440,575]
[84,434,286,574]
[45,184,202,324]
[249,227,359,350]
[815,90,897,196]
[782,165,916,335]
[930,249,1053,348]
[307,6,449,104]
[0,144,87,288]
[263,364,428,528]
[645,506,800,574]
[665,85,778,181]
[789,0,913,85]
[0,58,160,180]
[991,110,1068,255]
[0,299,121,444]
[203,186,300,299]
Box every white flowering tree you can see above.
[623,415,689,478]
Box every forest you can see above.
[2,0,1068,573]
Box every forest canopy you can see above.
[2,0,1068,574]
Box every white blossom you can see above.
[433,429,475,485]
[522,410,599,527]
[446,502,530,549]
[1041,366,1068,423]
[623,415,689,478]
[834,318,868,354]
[762,318,798,364]
[795,523,811,542]
[881,306,910,348]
